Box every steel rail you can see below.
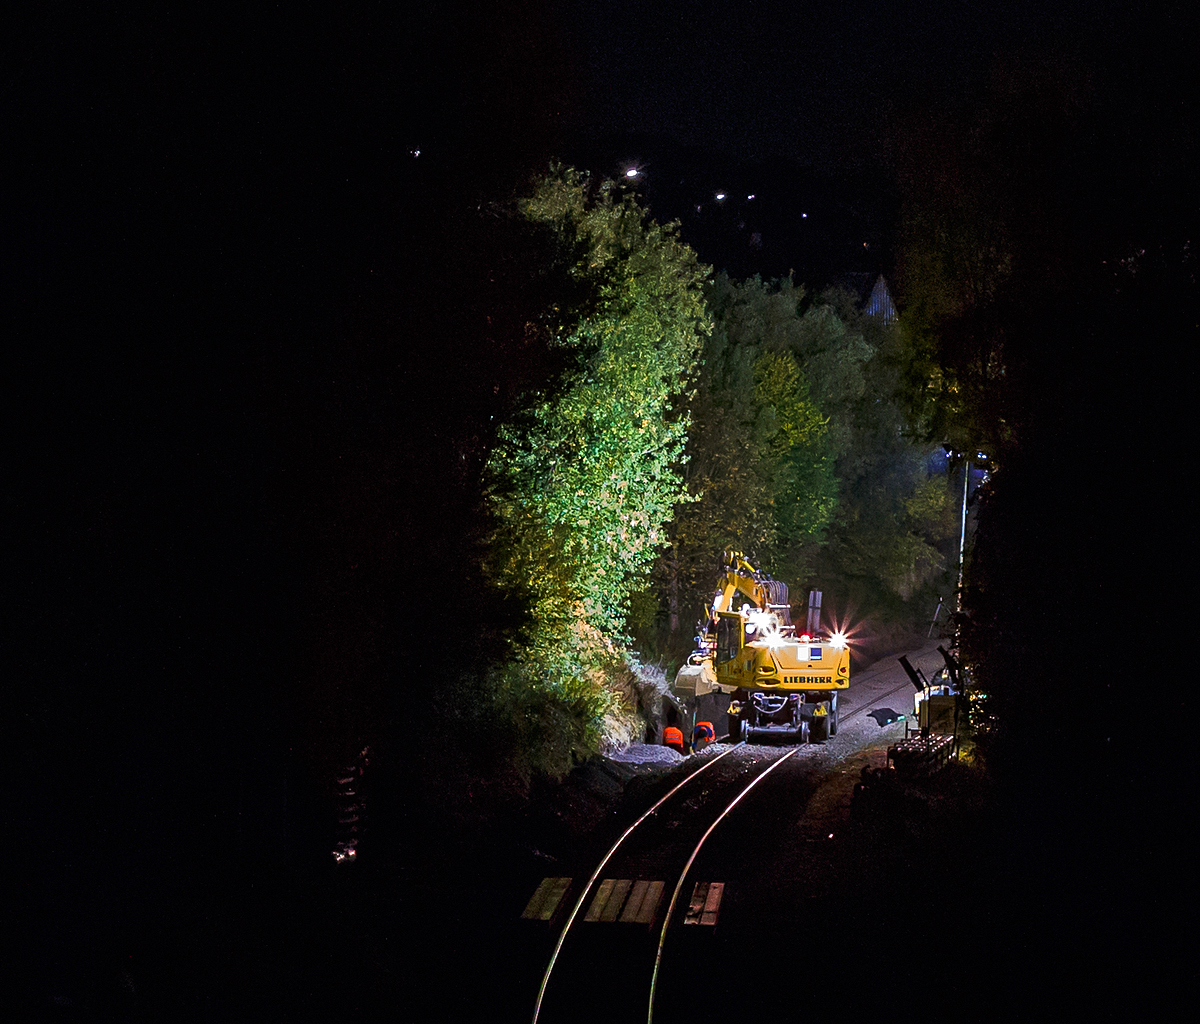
[646,745,803,1024]
[645,668,931,1022]
[531,742,744,1024]
[534,660,933,1023]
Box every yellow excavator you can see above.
[673,550,849,743]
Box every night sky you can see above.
[8,1,1195,1015]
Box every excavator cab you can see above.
[715,614,743,664]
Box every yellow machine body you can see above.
[673,551,850,742]
[712,610,850,696]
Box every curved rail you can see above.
[532,662,933,1023]
[646,745,803,1023]
[531,742,744,1024]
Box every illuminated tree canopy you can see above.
[652,275,839,637]
[485,167,711,680]
[484,173,957,739]
[643,274,955,652]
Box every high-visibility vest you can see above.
[663,726,684,751]
[693,721,715,745]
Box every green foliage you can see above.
[485,167,710,691]
[906,475,958,539]
[488,660,614,779]
[645,274,958,656]
[475,170,968,775]
[419,663,613,807]
[649,275,841,650]
[752,350,839,559]
[810,289,955,611]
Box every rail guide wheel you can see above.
[727,711,746,743]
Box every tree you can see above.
[485,167,711,685]
[651,274,839,646]
[810,287,955,616]
[650,273,956,659]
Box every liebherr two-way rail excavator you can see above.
[673,551,849,743]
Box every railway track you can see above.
[524,672,926,1024]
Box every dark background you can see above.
[8,1,1195,1016]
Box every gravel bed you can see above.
[603,742,685,765]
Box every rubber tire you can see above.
[829,693,839,736]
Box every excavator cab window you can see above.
[715,614,741,664]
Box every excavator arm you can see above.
[705,549,793,630]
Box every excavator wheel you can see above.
[828,692,839,736]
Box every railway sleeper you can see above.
[887,733,957,778]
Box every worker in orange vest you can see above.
[692,721,715,751]
[663,725,685,753]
